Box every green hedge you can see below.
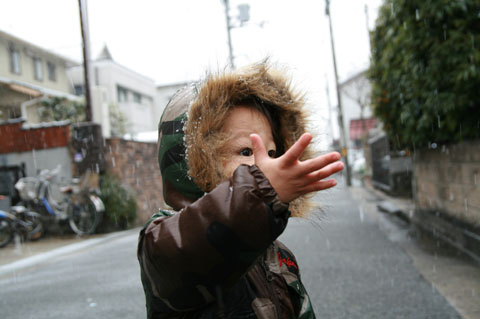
[98,174,137,232]
[369,0,480,148]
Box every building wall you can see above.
[0,147,73,182]
[0,120,73,182]
[339,72,373,151]
[0,31,72,93]
[0,88,31,119]
[413,140,480,227]
[155,82,189,125]
[100,62,156,134]
[337,71,374,169]
[68,60,158,136]
[104,138,165,225]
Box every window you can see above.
[74,85,84,96]
[133,92,142,104]
[33,57,43,81]
[9,46,20,74]
[117,86,128,102]
[143,96,153,106]
[47,62,56,81]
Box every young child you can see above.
[137,62,344,318]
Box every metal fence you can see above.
[370,134,390,191]
[369,134,412,197]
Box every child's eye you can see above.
[240,148,253,156]
[268,150,276,158]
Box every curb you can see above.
[364,183,480,265]
[0,228,138,277]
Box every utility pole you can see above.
[223,0,235,69]
[78,0,93,122]
[325,0,352,186]
[365,4,371,51]
[325,73,335,149]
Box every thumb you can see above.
[250,134,269,164]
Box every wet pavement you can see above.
[0,181,479,318]
[350,182,480,319]
[1,234,98,266]
[280,182,470,319]
[0,228,144,319]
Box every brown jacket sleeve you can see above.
[138,164,290,311]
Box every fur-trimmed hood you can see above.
[157,62,313,217]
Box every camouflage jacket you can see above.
[137,165,315,318]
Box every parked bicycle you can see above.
[14,166,104,236]
[0,198,43,248]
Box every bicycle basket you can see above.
[15,177,38,201]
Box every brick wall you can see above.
[413,140,480,227]
[104,138,165,225]
[0,120,70,154]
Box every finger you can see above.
[301,179,338,194]
[298,152,342,176]
[250,134,269,163]
[281,133,312,166]
[304,161,344,183]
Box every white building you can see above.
[337,70,376,164]
[68,46,158,137]
[155,82,190,123]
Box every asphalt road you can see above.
[0,230,145,319]
[0,183,463,319]
[279,184,462,319]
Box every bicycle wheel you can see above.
[0,218,13,248]
[68,197,100,235]
[24,211,44,241]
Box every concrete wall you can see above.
[0,147,73,182]
[413,140,480,227]
[104,138,164,225]
[0,120,73,185]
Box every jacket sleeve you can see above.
[138,164,290,311]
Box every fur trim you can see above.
[184,62,314,218]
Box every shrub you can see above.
[369,0,480,149]
[39,96,86,123]
[98,173,137,232]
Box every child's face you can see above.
[221,106,276,178]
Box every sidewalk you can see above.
[1,234,91,266]
[0,228,140,276]
[350,182,480,319]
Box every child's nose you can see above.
[244,156,255,166]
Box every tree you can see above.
[109,103,129,137]
[369,0,480,149]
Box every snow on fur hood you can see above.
[157,62,314,218]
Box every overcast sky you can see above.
[0,0,382,145]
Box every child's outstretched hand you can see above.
[250,133,344,203]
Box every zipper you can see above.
[262,254,281,319]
